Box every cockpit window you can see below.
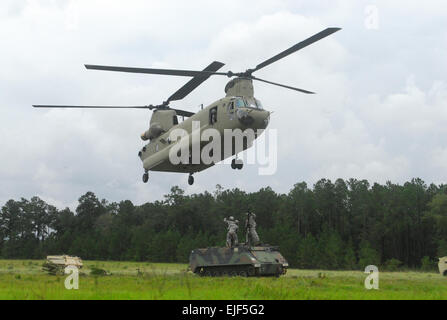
[233,97,263,110]
[247,100,257,109]
[235,98,245,108]
[244,98,263,110]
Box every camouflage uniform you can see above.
[224,217,239,248]
[245,212,260,246]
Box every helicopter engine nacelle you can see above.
[141,123,163,141]
[141,109,177,141]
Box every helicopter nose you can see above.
[237,109,270,129]
[236,109,254,126]
[262,111,270,128]
[255,110,271,129]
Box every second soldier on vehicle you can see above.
[245,212,260,246]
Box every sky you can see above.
[1,0,446,209]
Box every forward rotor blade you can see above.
[33,105,150,109]
[85,64,227,77]
[251,76,315,94]
[167,61,225,102]
[252,27,342,73]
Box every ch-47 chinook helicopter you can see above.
[34,27,341,185]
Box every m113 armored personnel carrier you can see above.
[188,213,288,277]
[189,245,288,277]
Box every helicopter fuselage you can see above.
[139,78,270,174]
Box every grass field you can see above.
[0,259,446,300]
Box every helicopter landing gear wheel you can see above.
[188,174,194,185]
[142,172,149,183]
[231,158,243,170]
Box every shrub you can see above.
[384,258,402,271]
[90,267,108,276]
[421,256,436,272]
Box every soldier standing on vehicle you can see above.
[224,216,239,248]
[245,212,260,246]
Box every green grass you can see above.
[0,260,446,300]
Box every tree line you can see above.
[1,178,447,270]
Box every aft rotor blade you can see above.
[167,61,225,102]
[251,76,315,94]
[33,104,195,117]
[252,27,342,73]
[33,105,150,109]
[85,64,227,77]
